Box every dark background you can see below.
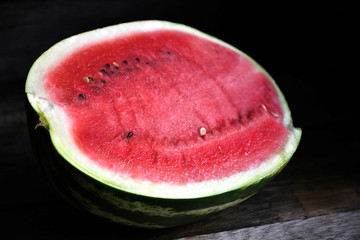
[1,1,358,239]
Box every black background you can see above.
[1,0,358,239]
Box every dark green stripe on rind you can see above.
[26,99,288,228]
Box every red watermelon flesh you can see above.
[45,30,289,184]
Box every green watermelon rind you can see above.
[26,98,300,228]
[25,20,301,228]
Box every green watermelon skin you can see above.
[26,99,295,228]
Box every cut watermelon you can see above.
[25,20,301,228]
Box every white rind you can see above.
[25,20,301,199]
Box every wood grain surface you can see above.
[1,1,358,239]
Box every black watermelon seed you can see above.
[78,94,86,99]
[105,63,111,68]
[123,60,128,65]
[101,79,106,83]
[135,58,140,62]
[127,131,133,138]
[101,69,107,74]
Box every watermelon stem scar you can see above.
[25,20,301,228]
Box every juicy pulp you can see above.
[44,30,289,184]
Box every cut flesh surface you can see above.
[26,21,301,198]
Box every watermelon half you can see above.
[25,20,301,228]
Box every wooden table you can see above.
[2,101,359,239]
[1,2,358,239]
